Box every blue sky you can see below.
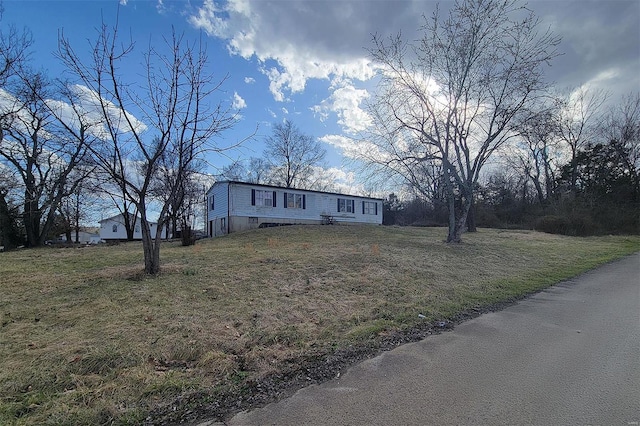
[3,0,639,194]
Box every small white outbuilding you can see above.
[205,181,383,237]
[60,231,101,244]
[99,213,167,241]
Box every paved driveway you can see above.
[227,253,640,425]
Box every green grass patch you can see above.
[0,226,638,424]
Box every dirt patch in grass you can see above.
[0,227,638,425]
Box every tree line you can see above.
[358,0,638,239]
[382,93,640,235]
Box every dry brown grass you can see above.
[1,226,638,424]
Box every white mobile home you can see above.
[99,213,167,241]
[206,181,383,237]
[60,231,101,244]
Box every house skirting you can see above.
[209,215,371,236]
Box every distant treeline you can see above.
[384,138,639,236]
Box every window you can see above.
[249,217,258,224]
[363,201,378,215]
[210,196,215,210]
[135,224,141,233]
[252,189,276,207]
[220,218,226,230]
[284,192,305,209]
[112,224,118,232]
[337,198,355,213]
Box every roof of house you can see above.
[98,212,134,224]
[207,180,383,201]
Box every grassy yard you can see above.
[1,226,638,424]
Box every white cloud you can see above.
[156,0,166,14]
[296,165,368,195]
[188,0,407,101]
[0,84,147,142]
[582,68,620,89]
[70,85,147,136]
[281,107,288,115]
[0,88,97,142]
[325,166,355,184]
[323,166,365,194]
[244,77,255,84]
[312,83,371,134]
[187,0,638,146]
[319,134,355,151]
[232,91,247,109]
[320,134,372,161]
[188,0,233,39]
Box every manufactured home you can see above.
[99,213,167,241]
[206,181,383,236]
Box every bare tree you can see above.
[216,156,272,184]
[90,168,139,241]
[0,4,31,87]
[554,86,608,192]
[0,167,22,249]
[58,23,237,274]
[153,150,205,241]
[247,157,271,184]
[597,93,640,198]
[216,159,249,182]
[58,179,97,243]
[365,0,560,242]
[509,107,560,204]
[600,93,640,170]
[0,3,32,143]
[264,119,325,189]
[0,71,93,246]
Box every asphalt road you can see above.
[227,253,640,425]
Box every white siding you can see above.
[329,196,381,225]
[207,183,229,221]
[99,218,134,240]
[205,181,382,235]
[230,184,318,222]
[99,214,167,240]
[207,182,230,236]
[61,231,101,244]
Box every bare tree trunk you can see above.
[140,213,161,275]
[0,190,21,249]
[453,197,473,243]
[122,210,135,241]
[24,194,41,247]
[74,191,81,243]
[466,196,477,232]
[443,161,457,242]
[532,176,545,205]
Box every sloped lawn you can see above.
[1,226,638,424]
